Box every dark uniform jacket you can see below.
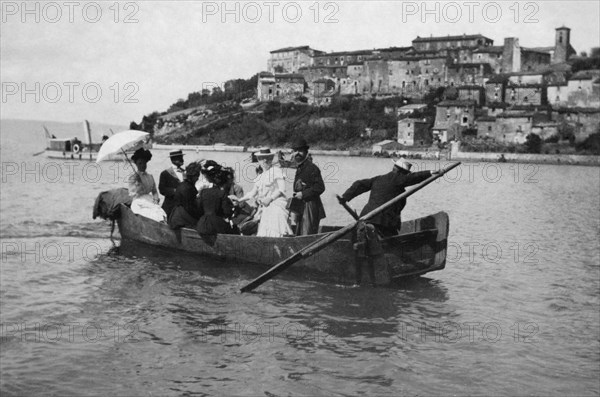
[341,169,432,232]
[168,180,200,229]
[159,167,182,217]
[290,159,326,219]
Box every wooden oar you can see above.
[239,161,461,293]
[336,194,359,220]
[32,150,46,157]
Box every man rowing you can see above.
[338,159,440,284]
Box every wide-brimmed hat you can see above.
[169,150,185,158]
[131,148,152,162]
[254,148,275,159]
[391,159,412,171]
[291,137,309,151]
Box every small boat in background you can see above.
[44,121,147,161]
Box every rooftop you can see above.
[413,33,492,43]
[438,100,477,107]
[270,46,324,54]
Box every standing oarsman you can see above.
[339,160,440,284]
[288,138,326,235]
[159,150,185,218]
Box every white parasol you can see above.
[96,130,149,163]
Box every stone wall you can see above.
[450,142,600,165]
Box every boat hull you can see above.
[45,149,126,161]
[117,205,449,285]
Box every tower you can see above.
[502,37,521,73]
[554,26,571,64]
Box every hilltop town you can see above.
[144,26,600,158]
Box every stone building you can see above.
[386,58,422,95]
[257,72,305,102]
[313,50,373,67]
[475,115,498,138]
[432,100,476,142]
[458,85,485,105]
[417,57,447,88]
[472,46,504,73]
[505,84,545,106]
[494,110,535,143]
[553,27,577,64]
[312,79,336,99]
[267,46,324,74]
[531,122,560,140]
[343,63,365,95]
[520,49,552,72]
[257,72,276,101]
[554,108,600,139]
[363,59,391,94]
[565,70,600,107]
[446,63,491,86]
[485,74,509,104]
[372,139,403,154]
[397,118,431,146]
[412,34,493,52]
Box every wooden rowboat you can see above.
[116,204,450,285]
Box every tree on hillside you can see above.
[524,133,542,153]
[576,131,600,155]
[571,50,600,73]
[423,86,446,107]
[167,99,186,113]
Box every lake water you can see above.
[1,130,599,396]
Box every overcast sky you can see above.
[1,0,599,125]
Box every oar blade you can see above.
[240,255,300,293]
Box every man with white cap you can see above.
[339,159,439,285]
[159,150,185,218]
[339,159,439,237]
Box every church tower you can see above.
[554,26,571,64]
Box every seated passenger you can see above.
[233,148,292,237]
[196,168,236,236]
[195,159,218,192]
[127,148,167,223]
[168,161,202,229]
[223,167,257,233]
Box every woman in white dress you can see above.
[127,148,167,223]
[234,148,292,237]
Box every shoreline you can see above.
[152,144,600,166]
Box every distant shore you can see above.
[152,144,600,166]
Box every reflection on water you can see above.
[1,148,599,396]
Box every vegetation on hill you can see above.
[167,75,259,113]
[131,57,599,155]
[571,47,600,73]
[152,91,443,151]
